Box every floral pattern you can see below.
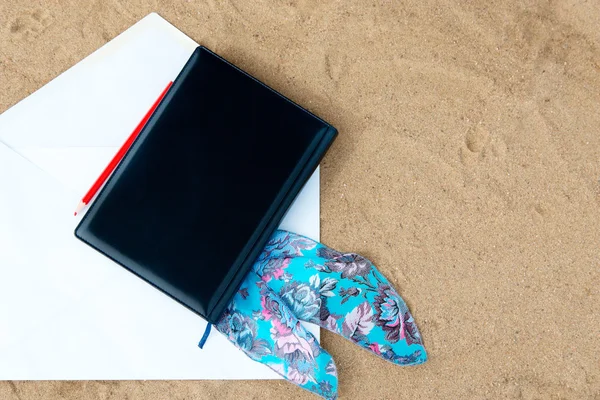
[223,312,270,356]
[216,267,337,399]
[252,230,426,367]
[373,284,407,344]
[318,249,371,279]
[279,282,321,321]
[214,230,426,400]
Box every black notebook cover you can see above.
[75,46,337,324]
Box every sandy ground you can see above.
[1,1,600,399]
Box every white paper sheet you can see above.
[0,12,320,380]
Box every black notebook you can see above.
[75,46,337,324]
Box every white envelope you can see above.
[0,13,320,380]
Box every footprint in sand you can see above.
[465,124,489,153]
[9,9,53,41]
[324,50,348,88]
[460,124,507,166]
[532,202,553,224]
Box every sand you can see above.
[1,0,600,399]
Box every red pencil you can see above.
[74,81,173,216]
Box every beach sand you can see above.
[1,0,599,399]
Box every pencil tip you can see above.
[74,201,86,216]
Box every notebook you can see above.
[75,46,337,324]
[0,13,323,380]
